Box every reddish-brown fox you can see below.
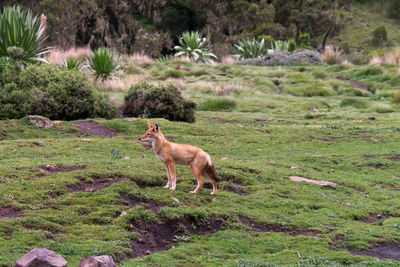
[138,122,219,195]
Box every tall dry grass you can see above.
[369,47,400,65]
[322,46,345,65]
[96,74,145,91]
[221,55,238,64]
[47,47,91,66]
[122,52,154,63]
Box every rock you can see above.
[28,115,54,129]
[171,197,180,203]
[120,211,127,217]
[16,248,67,267]
[310,107,318,113]
[289,166,297,170]
[368,116,376,120]
[124,156,130,160]
[79,255,115,267]
[289,176,337,187]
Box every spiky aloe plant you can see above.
[271,40,290,51]
[0,6,49,64]
[62,58,85,71]
[174,31,217,63]
[233,38,268,59]
[87,47,120,82]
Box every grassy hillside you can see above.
[1,61,400,266]
[332,1,400,58]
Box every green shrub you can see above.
[288,40,296,52]
[299,33,311,49]
[387,0,400,19]
[258,35,275,48]
[160,69,185,79]
[233,38,268,59]
[174,31,217,63]
[340,42,350,54]
[0,6,49,65]
[0,64,116,120]
[122,82,196,123]
[87,47,120,82]
[302,83,336,97]
[371,26,388,46]
[198,98,236,111]
[340,98,369,108]
[271,40,290,51]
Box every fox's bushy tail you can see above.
[206,164,220,182]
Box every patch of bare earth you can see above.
[230,167,261,174]
[359,214,389,224]
[67,175,126,193]
[337,76,369,92]
[219,173,250,195]
[74,121,118,137]
[120,194,166,213]
[239,216,318,236]
[348,242,400,261]
[0,207,21,219]
[389,155,400,162]
[209,117,236,124]
[130,216,227,258]
[35,165,85,176]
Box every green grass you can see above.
[1,61,400,266]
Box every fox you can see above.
[137,122,219,195]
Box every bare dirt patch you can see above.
[366,163,388,169]
[130,216,227,258]
[337,76,369,92]
[0,207,21,219]
[120,194,166,213]
[35,165,85,176]
[67,175,125,193]
[74,121,118,137]
[389,155,400,162]
[239,216,318,236]
[359,214,389,224]
[348,242,400,261]
[230,167,261,175]
[209,117,236,124]
[363,155,376,159]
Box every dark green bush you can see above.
[122,82,196,123]
[198,98,236,111]
[288,40,296,52]
[299,33,311,49]
[371,26,388,46]
[0,64,116,120]
[387,0,400,19]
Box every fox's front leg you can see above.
[164,163,172,189]
[168,161,177,190]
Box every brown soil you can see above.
[363,155,376,159]
[229,167,261,175]
[74,121,118,137]
[366,163,387,169]
[36,165,85,176]
[130,216,227,258]
[223,184,248,195]
[120,194,166,213]
[348,242,400,261]
[239,216,318,236]
[219,173,244,185]
[336,76,369,92]
[359,214,389,224]
[67,175,125,193]
[209,118,236,124]
[389,155,400,162]
[0,207,21,219]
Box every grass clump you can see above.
[340,98,369,108]
[160,69,185,79]
[286,83,336,97]
[87,47,120,82]
[322,46,345,65]
[122,82,196,123]
[198,98,236,111]
[394,90,400,104]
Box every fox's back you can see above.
[169,142,207,165]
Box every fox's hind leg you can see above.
[164,163,171,188]
[189,164,204,194]
[202,169,218,196]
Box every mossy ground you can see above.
[1,61,400,266]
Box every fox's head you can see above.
[137,122,161,142]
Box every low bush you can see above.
[198,98,236,111]
[238,49,321,66]
[122,82,196,123]
[0,64,116,120]
[340,98,369,108]
[322,46,344,65]
[371,26,388,46]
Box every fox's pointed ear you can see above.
[154,123,159,132]
[147,121,153,128]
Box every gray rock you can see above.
[16,248,67,267]
[79,255,115,267]
[28,115,54,128]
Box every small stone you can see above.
[171,197,180,203]
[124,156,130,160]
[237,124,244,128]
[368,116,376,120]
[16,248,67,267]
[75,147,81,150]
[145,250,151,255]
[345,202,350,206]
[79,255,115,267]
[82,138,91,141]
[310,107,318,113]
[330,169,335,172]
[221,157,228,160]
[289,166,297,170]
[120,211,127,217]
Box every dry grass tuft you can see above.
[322,46,345,65]
[96,75,145,91]
[123,52,154,63]
[369,47,400,65]
[47,47,91,66]
[221,55,238,64]
[164,78,187,90]
[190,81,244,95]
